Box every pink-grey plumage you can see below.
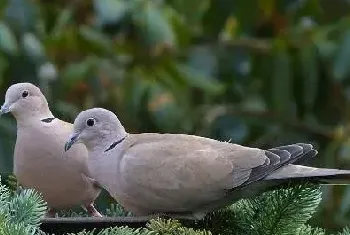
[1,83,102,217]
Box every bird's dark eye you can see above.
[86,118,95,127]
[22,90,29,98]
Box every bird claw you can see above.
[45,208,57,218]
[85,203,103,217]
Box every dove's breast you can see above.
[14,120,99,209]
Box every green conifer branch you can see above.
[296,225,325,235]
[338,227,350,235]
[230,183,322,235]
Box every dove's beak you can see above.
[65,133,80,151]
[0,103,10,116]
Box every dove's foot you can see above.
[85,203,103,217]
[45,208,57,218]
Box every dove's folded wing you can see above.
[121,134,267,193]
[121,135,316,193]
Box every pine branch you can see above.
[63,218,211,235]
[105,203,133,217]
[296,225,325,235]
[66,226,152,235]
[58,209,87,218]
[147,218,212,235]
[8,189,47,227]
[0,176,47,235]
[230,182,322,235]
[337,227,350,235]
[1,222,36,235]
[186,207,238,235]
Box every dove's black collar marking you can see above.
[104,135,127,152]
[41,117,56,123]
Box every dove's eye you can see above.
[22,90,29,98]
[86,118,95,127]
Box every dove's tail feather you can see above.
[199,165,350,215]
[265,164,350,185]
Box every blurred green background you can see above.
[1,0,350,232]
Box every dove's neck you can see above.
[14,107,54,127]
[87,132,128,194]
[85,130,128,154]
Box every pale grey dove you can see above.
[65,108,350,220]
[0,83,102,217]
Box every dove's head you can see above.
[65,108,126,152]
[0,83,51,120]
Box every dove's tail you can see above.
[253,143,350,185]
[203,165,350,214]
[197,146,350,216]
[265,164,350,185]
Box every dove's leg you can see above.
[45,208,57,218]
[84,203,103,217]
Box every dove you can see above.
[65,107,350,220]
[0,83,102,217]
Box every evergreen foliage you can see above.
[295,225,325,235]
[147,218,211,235]
[338,228,350,235]
[0,177,46,235]
[230,183,322,235]
[0,177,349,235]
[105,203,133,217]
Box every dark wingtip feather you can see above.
[268,149,290,164]
[271,143,316,163]
[295,143,314,153]
[243,143,318,187]
[273,144,303,157]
